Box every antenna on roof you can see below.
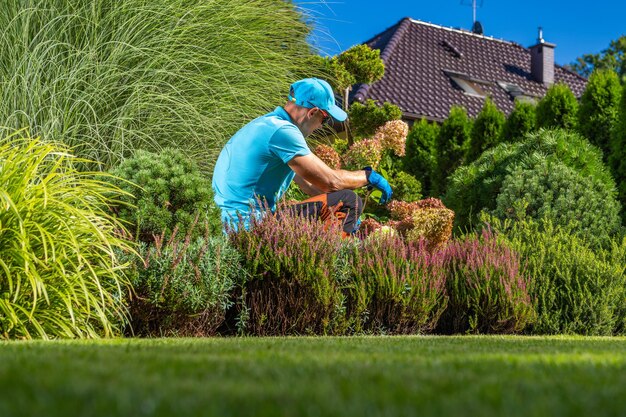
[461,0,484,32]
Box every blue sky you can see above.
[293,0,626,66]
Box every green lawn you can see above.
[1,336,625,417]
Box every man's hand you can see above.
[364,167,392,204]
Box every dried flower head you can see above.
[373,120,409,157]
[343,138,383,170]
[313,144,342,170]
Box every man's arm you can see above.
[288,153,368,193]
[293,174,324,196]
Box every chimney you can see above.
[529,27,556,86]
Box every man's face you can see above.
[301,107,329,137]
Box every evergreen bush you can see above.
[536,84,579,130]
[577,69,621,159]
[348,100,402,139]
[127,226,243,337]
[434,106,472,195]
[110,148,221,243]
[0,130,133,339]
[403,118,439,195]
[609,83,626,224]
[501,100,537,143]
[487,216,626,335]
[389,171,422,202]
[444,128,616,233]
[466,98,505,163]
[494,158,621,248]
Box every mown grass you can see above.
[1,336,625,417]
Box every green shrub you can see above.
[0,0,317,169]
[577,69,621,159]
[466,98,505,163]
[501,100,537,143]
[336,45,385,86]
[0,130,133,339]
[127,227,243,337]
[110,148,221,242]
[444,128,616,232]
[486,216,626,335]
[493,158,621,248]
[389,171,422,202]
[536,84,579,130]
[348,100,402,139]
[403,118,438,195]
[609,83,626,224]
[436,229,534,334]
[434,106,472,195]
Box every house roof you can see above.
[352,18,587,121]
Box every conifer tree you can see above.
[501,100,536,142]
[609,82,626,224]
[578,69,621,160]
[466,98,505,163]
[403,118,439,195]
[536,83,579,130]
[434,106,472,195]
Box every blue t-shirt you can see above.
[212,107,311,229]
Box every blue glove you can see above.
[364,167,393,204]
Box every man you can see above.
[212,77,392,236]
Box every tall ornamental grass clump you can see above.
[487,216,626,335]
[228,208,349,335]
[0,0,317,169]
[436,229,534,334]
[126,223,244,337]
[0,130,134,339]
[349,235,447,334]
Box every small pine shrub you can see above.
[487,216,626,335]
[127,223,243,337]
[349,235,447,334]
[466,98,505,163]
[501,100,537,143]
[577,69,621,159]
[436,229,534,334]
[403,118,439,195]
[348,100,402,139]
[228,207,349,335]
[444,128,616,232]
[494,158,621,248]
[434,106,472,195]
[110,148,221,242]
[536,83,579,130]
[336,45,385,86]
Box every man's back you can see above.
[212,107,311,227]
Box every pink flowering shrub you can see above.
[313,144,342,169]
[349,234,447,333]
[374,119,409,157]
[343,138,383,170]
[228,206,349,335]
[437,228,535,334]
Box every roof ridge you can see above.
[408,18,517,46]
[353,17,412,102]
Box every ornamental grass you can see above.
[0,0,318,170]
[0,130,134,339]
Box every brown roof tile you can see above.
[352,18,588,120]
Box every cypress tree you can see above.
[466,98,505,163]
[434,106,472,195]
[578,69,621,160]
[536,83,579,130]
[403,118,439,195]
[609,83,626,224]
[501,100,537,142]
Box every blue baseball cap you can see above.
[288,78,348,122]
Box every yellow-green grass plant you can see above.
[0,129,135,339]
[0,0,320,170]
